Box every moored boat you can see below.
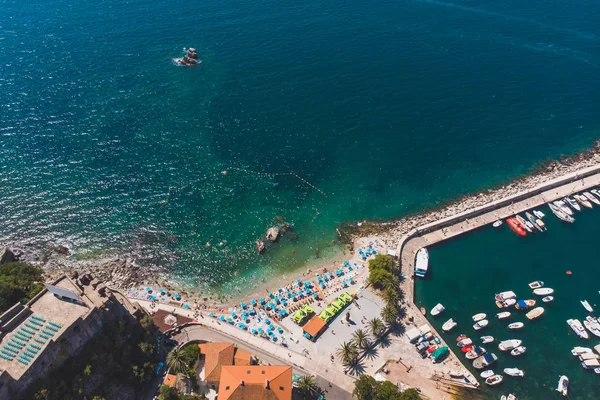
[582,358,600,369]
[583,191,600,205]
[501,394,518,400]
[504,367,524,377]
[528,281,544,289]
[583,316,600,338]
[542,296,554,303]
[461,345,474,353]
[499,298,517,308]
[473,352,498,369]
[466,346,486,360]
[442,318,457,332]
[498,339,522,351]
[533,288,553,296]
[481,336,494,344]
[448,370,464,378]
[456,334,467,342]
[574,194,593,209]
[506,218,527,236]
[508,322,524,330]
[533,210,545,219]
[510,346,526,356]
[485,374,503,386]
[534,218,547,231]
[591,189,600,201]
[472,313,486,322]
[579,352,599,361]
[581,300,594,313]
[414,248,429,278]
[480,370,494,378]
[526,307,545,320]
[515,215,533,233]
[571,346,592,356]
[525,212,543,232]
[430,303,445,316]
[567,319,589,339]
[457,338,473,347]
[553,200,573,215]
[564,197,581,211]
[548,203,575,223]
[473,319,489,331]
[556,375,568,396]
[493,220,502,228]
[515,299,536,310]
[496,311,511,319]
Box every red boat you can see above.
[507,217,526,236]
[456,334,467,342]
[461,345,474,353]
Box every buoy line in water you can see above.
[228,167,328,198]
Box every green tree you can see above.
[369,318,386,337]
[296,375,321,399]
[382,287,399,306]
[368,254,396,273]
[381,304,399,325]
[34,389,49,400]
[352,329,370,351]
[353,374,377,400]
[0,262,44,313]
[382,275,400,292]
[399,388,421,400]
[159,384,180,400]
[375,381,401,400]
[336,341,358,365]
[367,268,395,290]
[167,348,188,374]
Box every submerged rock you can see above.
[256,239,265,254]
[265,227,280,242]
[175,48,200,66]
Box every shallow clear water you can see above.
[416,208,600,399]
[1,0,600,296]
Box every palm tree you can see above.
[382,287,399,306]
[381,303,399,325]
[369,317,386,337]
[352,329,371,350]
[166,347,187,374]
[382,275,400,292]
[336,341,358,365]
[296,375,320,399]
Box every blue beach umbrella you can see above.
[209,312,215,317]
[183,304,190,309]
[231,312,237,318]
[251,299,257,306]
[219,315,225,321]
[241,302,247,309]
[227,317,233,324]
[260,298,266,304]
[145,287,151,292]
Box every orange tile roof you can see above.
[202,342,236,383]
[218,365,292,400]
[233,348,252,366]
[164,373,177,387]
[302,315,326,337]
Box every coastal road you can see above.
[173,325,352,399]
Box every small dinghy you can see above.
[571,346,592,356]
[581,300,594,313]
[542,296,554,303]
[442,318,457,332]
[499,339,522,351]
[533,210,545,218]
[485,374,504,386]
[510,346,526,356]
[456,334,467,342]
[480,370,494,378]
[556,375,568,397]
[508,322,524,330]
[515,299,536,310]
[457,338,473,347]
[504,368,524,377]
[504,298,517,307]
[473,319,489,330]
[497,311,511,319]
[493,220,502,227]
[472,313,487,322]
[525,307,545,320]
[461,345,474,353]
[528,281,544,289]
[533,288,554,296]
[481,336,494,344]
[430,303,445,316]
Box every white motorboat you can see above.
[553,200,573,215]
[564,197,581,211]
[548,203,575,223]
[448,370,464,378]
[582,359,600,369]
[595,367,600,375]
[581,300,594,313]
[496,311,511,319]
[480,370,494,378]
[495,298,517,309]
[473,319,489,331]
[473,352,498,369]
[515,299,536,310]
[504,367,524,377]
[499,339,522,351]
[500,395,518,400]
[571,346,592,356]
[515,214,533,232]
[495,291,517,301]
[457,338,473,347]
[481,336,494,344]
[579,352,599,361]
[493,220,502,228]
[583,191,600,205]
[510,346,526,356]
[556,375,568,397]
[442,318,457,332]
[472,313,486,322]
[430,303,445,316]
[466,346,486,360]
[485,374,503,386]
[414,248,429,278]
[533,288,554,296]
[542,296,554,303]
[567,319,589,339]
[574,194,593,209]
[583,316,600,338]
[534,218,547,231]
[533,210,545,219]
[526,307,545,320]
[591,189,600,201]
[595,344,600,354]
[528,280,544,289]
[508,322,524,330]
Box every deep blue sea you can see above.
[1,0,600,298]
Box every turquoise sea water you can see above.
[1,0,600,297]
[415,208,600,399]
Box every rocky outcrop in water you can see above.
[175,48,199,66]
[0,248,16,264]
[256,239,265,254]
[265,227,280,242]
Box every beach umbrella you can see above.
[277,286,282,292]
[265,318,271,325]
[219,315,225,321]
[183,304,190,309]
[278,327,284,334]
[241,302,247,309]
[258,327,263,333]
[227,317,233,324]
[269,324,275,330]
[296,279,301,285]
[231,312,237,318]
[268,292,274,298]
[313,293,318,299]
[209,312,215,317]
[304,333,311,339]
[145,287,151,292]
[251,299,257,306]
[251,329,258,334]
[260,298,265,304]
